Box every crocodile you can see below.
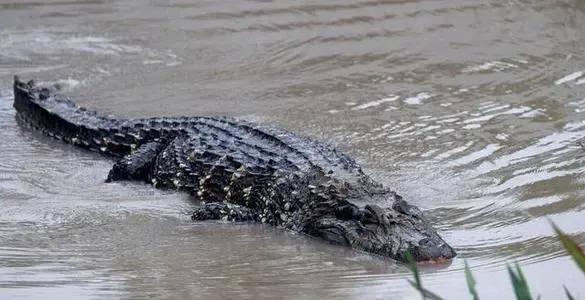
[12,76,456,262]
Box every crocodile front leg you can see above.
[106,141,166,182]
[192,202,258,222]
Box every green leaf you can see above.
[408,280,445,300]
[405,251,422,289]
[552,222,585,274]
[464,260,479,300]
[563,286,575,300]
[404,251,444,300]
[507,263,533,300]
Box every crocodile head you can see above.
[309,196,456,263]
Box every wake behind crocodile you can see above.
[12,77,455,262]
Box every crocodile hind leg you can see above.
[192,202,258,222]
[106,141,166,182]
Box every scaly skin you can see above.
[12,77,456,262]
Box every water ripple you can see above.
[2,0,585,298]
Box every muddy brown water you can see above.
[1,0,585,299]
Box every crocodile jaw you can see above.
[309,203,456,262]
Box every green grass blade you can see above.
[507,263,533,300]
[405,251,422,290]
[404,251,444,300]
[515,263,528,289]
[552,222,585,274]
[563,286,576,300]
[464,260,479,300]
[408,280,445,300]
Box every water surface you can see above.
[1,0,585,298]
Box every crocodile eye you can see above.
[360,204,387,225]
[360,209,378,224]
